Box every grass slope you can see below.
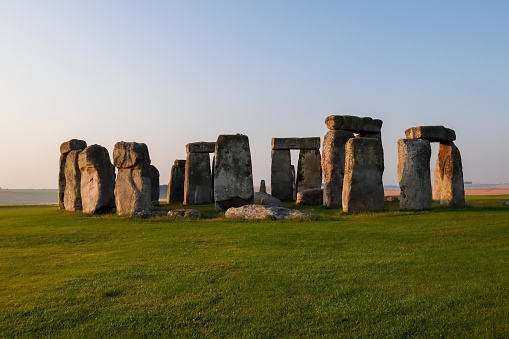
[1,198,508,338]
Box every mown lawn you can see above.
[1,197,508,338]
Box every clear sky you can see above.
[1,1,508,189]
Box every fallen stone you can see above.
[271,149,294,201]
[405,126,456,143]
[224,205,312,220]
[167,209,202,218]
[342,138,385,213]
[296,149,322,193]
[398,139,432,210]
[214,134,254,211]
[325,115,383,133]
[432,142,465,206]
[271,137,321,150]
[186,142,216,154]
[254,192,286,207]
[168,159,186,203]
[385,196,400,202]
[60,139,87,155]
[296,188,323,205]
[150,165,160,206]
[63,150,83,211]
[78,144,116,214]
[184,152,212,205]
[322,130,354,207]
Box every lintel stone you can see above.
[405,126,456,143]
[186,142,215,154]
[271,137,320,150]
[325,115,383,133]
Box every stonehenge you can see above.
[59,139,87,211]
[399,126,465,209]
[113,141,152,216]
[214,134,254,211]
[184,142,214,205]
[167,160,186,203]
[323,115,385,212]
[78,144,116,214]
[270,137,322,203]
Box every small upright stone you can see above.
[405,126,456,143]
[168,160,186,203]
[150,165,160,206]
[342,138,385,213]
[113,141,152,216]
[397,139,432,210]
[296,149,322,193]
[259,180,267,193]
[78,144,116,214]
[433,142,465,206]
[213,134,254,211]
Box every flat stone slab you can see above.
[405,126,456,142]
[167,209,202,218]
[272,137,321,150]
[224,205,312,220]
[60,139,87,155]
[186,142,215,154]
[254,192,286,207]
[296,188,323,205]
[325,115,383,133]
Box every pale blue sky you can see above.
[1,1,508,189]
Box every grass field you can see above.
[1,197,508,337]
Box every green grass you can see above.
[1,197,508,338]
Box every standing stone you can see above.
[259,180,267,193]
[342,138,384,213]
[167,160,186,203]
[291,165,296,201]
[113,141,152,216]
[63,150,83,211]
[397,139,432,210]
[296,149,322,193]
[271,149,293,201]
[78,144,115,214]
[150,165,160,206]
[59,139,87,210]
[433,142,465,206]
[184,153,212,205]
[322,130,354,207]
[214,134,254,211]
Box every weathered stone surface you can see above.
[60,139,87,155]
[342,138,385,213]
[325,115,383,133]
[271,137,321,150]
[259,180,266,193]
[167,209,202,218]
[167,160,186,203]
[184,152,212,205]
[432,142,465,206]
[296,188,323,205]
[271,149,293,201]
[78,144,116,214]
[358,132,382,141]
[214,134,254,211]
[113,141,152,216]
[291,165,296,201]
[114,168,151,216]
[254,192,286,207]
[150,165,160,206]
[397,139,432,210]
[322,130,355,207]
[385,196,400,202]
[296,149,322,193]
[405,126,456,143]
[224,205,312,220]
[186,142,216,154]
[113,141,151,172]
[63,150,83,211]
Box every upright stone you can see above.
[433,142,465,206]
[167,160,186,203]
[397,139,432,210]
[63,150,83,211]
[150,165,160,206]
[113,141,152,216]
[59,139,87,210]
[214,134,254,211]
[342,138,384,213]
[259,180,267,193]
[296,149,322,193]
[184,153,212,205]
[78,144,116,214]
[271,149,293,201]
[322,130,354,207]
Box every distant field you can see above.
[0,197,508,337]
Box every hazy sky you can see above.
[1,1,508,189]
